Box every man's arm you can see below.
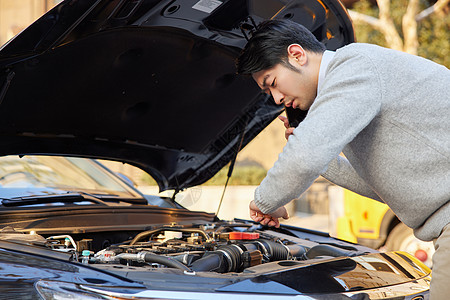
[254,49,383,215]
[277,117,382,202]
[322,155,383,202]
[249,200,288,228]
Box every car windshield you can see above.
[0,155,140,198]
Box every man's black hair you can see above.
[236,19,326,75]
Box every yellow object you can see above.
[336,189,390,242]
[336,216,358,243]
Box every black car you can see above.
[0,0,430,299]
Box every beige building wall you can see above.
[239,117,286,170]
[0,0,62,46]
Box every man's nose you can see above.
[270,88,284,105]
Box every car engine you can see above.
[0,222,367,275]
[91,225,309,273]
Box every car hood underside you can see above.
[0,0,354,191]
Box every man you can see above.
[236,19,449,298]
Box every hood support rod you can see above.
[0,71,15,107]
[216,118,248,216]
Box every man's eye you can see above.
[271,80,276,87]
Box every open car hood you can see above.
[0,0,354,191]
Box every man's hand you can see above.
[278,115,295,140]
[249,200,289,228]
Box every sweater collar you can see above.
[317,50,336,94]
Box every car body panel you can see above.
[0,242,144,299]
[0,229,431,299]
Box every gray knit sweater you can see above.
[254,43,450,241]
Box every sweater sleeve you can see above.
[322,156,383,202]
[254,49,383,214]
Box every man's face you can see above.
[252,57,317,111]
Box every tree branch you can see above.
[402,0,419,54]
[416,0,450,22]
[348,10,383,29]
[376,0,404,51]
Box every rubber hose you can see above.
[191,244,243,273]
[219,244,243,271]
[286,244,307,258]
[304,244,357,259]
[257,239,290,261]
[143,252,192,271]
[191,252,225,272]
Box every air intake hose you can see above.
[191,244,242,273]
[116,252,191,271]
[191,240,307,273]
[256,239,307,260]
[304,244,360,259]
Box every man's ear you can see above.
[287,44,307,65]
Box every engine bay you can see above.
[0,221,370,276]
